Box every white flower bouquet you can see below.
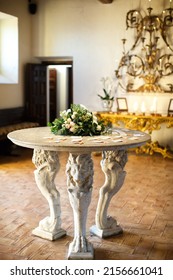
[48,104,105,136]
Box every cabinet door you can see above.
[49,68,57,122]
[25,64,47,126]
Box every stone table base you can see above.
[90,223,123,238]
[32,227,66,241]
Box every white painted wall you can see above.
[32,0,173,115]
[32,0,130,110]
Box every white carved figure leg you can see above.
[32,149,66,240]
[90,149,127,238]
[66,153,94,260]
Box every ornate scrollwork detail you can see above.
[97,113,173,159]
[115,5,173,93]
[126,117,163,133]
[136,141,173,159]
[166,119,173,128]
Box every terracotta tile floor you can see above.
[0,147,173,260]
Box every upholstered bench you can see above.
[0,107,39,154]
[0,121,39,140]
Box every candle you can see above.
[150,97,157,114]
[141,101,146,114]
[133,101,138,114]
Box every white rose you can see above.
[70,126,76,133]
[71,112,77,119]
[60,110,67,117]
[70,121,75,127]
[65,124,70,129]
[96,125,102,131]
[87,112,91,117]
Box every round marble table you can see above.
[8,127,150,260]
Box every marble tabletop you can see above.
[8,126,151,153]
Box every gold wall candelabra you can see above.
[115,1,173,93]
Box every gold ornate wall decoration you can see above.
[96,112,173,158]
[115,1,173,93]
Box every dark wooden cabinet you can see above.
[25,62,73,126]
[49,68,57,123]
[25,64,48,126]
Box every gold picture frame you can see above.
[116,97,128,113]
[168,99,173,116]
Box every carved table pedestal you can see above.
[8,127,150,260]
